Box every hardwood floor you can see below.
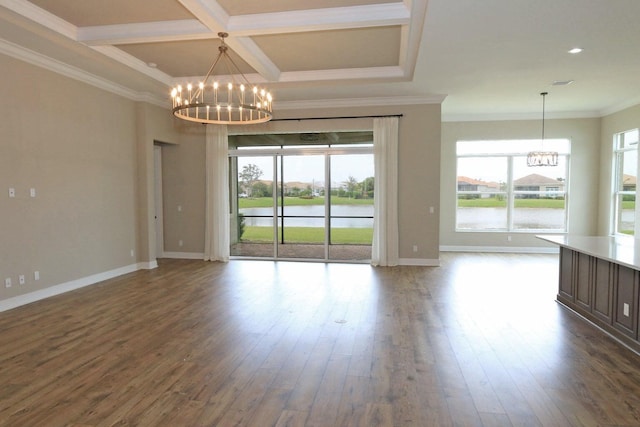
[1,253,640,426]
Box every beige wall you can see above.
[0,54,139,302]
[161,127,206,254]
[134,103,182,262]
[599,105,640,234]
[441,117,601,250]
[161,103,442,262]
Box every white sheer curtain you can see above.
[204,125,230,262]
[371,116,399,266]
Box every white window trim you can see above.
[611,128,640,236]
[456,140,570,233]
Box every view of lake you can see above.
[241,207,635,230]
[240,205,374,228]
[457,207,566,229]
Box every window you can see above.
[613,129,639,235]
[456,139,570,232]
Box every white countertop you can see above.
[538,235,640,271]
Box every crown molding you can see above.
[279,66,406,83]
[442,110,601,122]
[0,38,164,104]
[90,45,173,85]
[275,95,445,110]
[599,94,640,118]
[0,0,76,39]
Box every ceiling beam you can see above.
[226,3,411,36]
[398,0,429,79]
[75,3,411,44]
[177,0,280,81]
[78,20,212,46]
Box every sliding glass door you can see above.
[229,141,373,262]
[328,154,374,261]
[277,154,326,260]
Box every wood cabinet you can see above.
[593,258,613,323]
[558,246,640,351]
[558,247,575,301]
[613,266,638,338]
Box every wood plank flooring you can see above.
[1,253,640,426]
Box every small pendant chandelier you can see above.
[527,92,558,167]
[170,32,273,125]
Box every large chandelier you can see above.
[527,92,558,167]
[170,32,273,125]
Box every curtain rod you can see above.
[270,114,403,122]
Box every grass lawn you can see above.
[241,226,373,244]
[239,196,373,209]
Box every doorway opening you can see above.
[229,132,374,262]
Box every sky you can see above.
[237,153,373,187]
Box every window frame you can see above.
[455,139,570,233]
[612,129,639,236]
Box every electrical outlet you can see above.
[179,240,184,247]
[5,278,11,288]
[34,271,40,281]
[9,188,15,198]
[30,188,36,197]
[19,275,25,285]
[412,245,418,253]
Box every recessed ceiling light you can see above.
[552,80,574,86]
[568,48,583,54]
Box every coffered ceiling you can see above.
[1,0,640,120]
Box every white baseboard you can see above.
[161,252,205,260]
[138,260,158,270]
[0,262,154,313]
[440,245,559,254]
[399,258,441,266]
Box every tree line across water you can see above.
[238,163,374,200]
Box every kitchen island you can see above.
[539,235,640,353]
